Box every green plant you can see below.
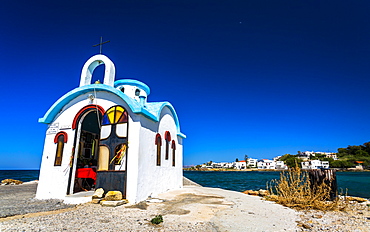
[150,215,163,225]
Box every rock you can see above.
[243,190,259,196]
[258,189,269,197]
[249,191,259,196]
[265,195,279,201]
[243,190,258,195]
[301,223,311,229]
[346,196,368,203]
[91,198,102,204]
[100,199,128,207]
[1,179,23,185]
[104,191,123,201]
[93,188,104,199]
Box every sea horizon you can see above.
[1,169,369,199]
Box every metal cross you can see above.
[93,36,110,54]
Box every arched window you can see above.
[171,140,176,167]
[100,105,128,140]
[99,105,129,171]
[54,132,68,166]
[101,105,128,125]
[165,131,171,160]
[155,133,162,166]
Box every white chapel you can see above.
[36,54,185,203]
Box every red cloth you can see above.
[76,168,96,181]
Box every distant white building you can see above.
[257,159,276,169]
[246,158,258,167]
[317,152,337,160]
[301,160,330,169]
[275,161,288,170]
[212,162,233,169]
[234,161,247,169]
[299,151,337,160]
[211,163,222,168]
[297,152,311,161]
[225,162,234,168]
[201,164,212,168]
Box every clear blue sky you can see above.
[1,1,370,169]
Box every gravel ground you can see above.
[1,203,215,232]
[0,180,369,231]
[0,182,74,218]
[296,202,370,232]
[0,182,297,232]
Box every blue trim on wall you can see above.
[114,79,151,95]
[38,83,186,138]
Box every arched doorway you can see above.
[67,106,104,195]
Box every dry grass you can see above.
[266,167,347,211]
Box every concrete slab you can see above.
[63,191,94,204]
[100,200,128,207]
[148,186,299,232]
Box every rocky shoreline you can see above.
[0,180,369,231]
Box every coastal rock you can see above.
[345,196,368,203]
[1,179,23,185]
[242,190,259,196]
[92,188,104,199]
[258,189,269,197]
[100,199,128,207]
[104,191,123,201]
[265,195,279,201]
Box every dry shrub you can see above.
[267,167,346,211]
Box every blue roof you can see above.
[39,83,186,138]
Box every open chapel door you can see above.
[96,105,128,197]
[67,106,103,195]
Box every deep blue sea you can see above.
[184,171,370,199]
[0,170,40,183]
[1,170,369,198]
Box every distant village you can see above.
[191,151,338,170]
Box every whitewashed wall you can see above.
[124,113,141,203]
[134,106,183,203]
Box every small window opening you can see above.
[155,133,162,166]
[120,87,125,93]
[91,64,105,84]
[171,140,176,167]
[135,89,140,96]
[54,132,67,166]
[165,131,171,160]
